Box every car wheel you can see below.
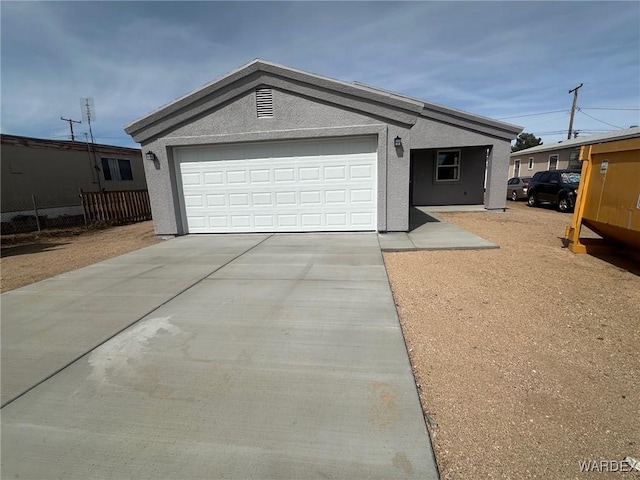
[527,193,538,207]
[558,196,571,212]
[511,191,519,202]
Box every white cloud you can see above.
[1,1,638,147]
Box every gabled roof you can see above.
[511,127,640,157]
[125,59,522,143]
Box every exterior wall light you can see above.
[394,136,402,148]
[145,151,157,161]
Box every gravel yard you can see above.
[2,208,638,478]
[384,202,640,479]
[1,221,160,292]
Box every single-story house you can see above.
[125,59,522,234]
[509,127,640,179]
[1,134,147,226]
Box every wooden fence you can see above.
[80,189,152,225]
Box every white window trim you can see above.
[435,149,461,183]
[528,157,534,170]
[514,159,521,177]
[548,154,559,170]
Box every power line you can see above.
[497,109,568,120]
[577,109,624,129]
[581,107,640,111]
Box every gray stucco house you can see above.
[125,60,521,234]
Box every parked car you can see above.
[527,169,581,212]
[507,176,532,201]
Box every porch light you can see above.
[145,151,157,161]
[394,136,402,148]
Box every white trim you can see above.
[528,157,534,170]
[513,159,521,177]
[548,154,559,170]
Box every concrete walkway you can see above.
[1,234,438,479]
[379,207,498,251]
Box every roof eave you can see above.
[125,59,425,138]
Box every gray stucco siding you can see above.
[411,116,512,210]
[412,147,486,206]
[127,61,522,234]
[140,87,420,235]
[411,116,499,149]
[165,89,383,139]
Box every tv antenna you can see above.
[80,97,96,144]
[60,116,81,141]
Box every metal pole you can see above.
[32,195,41,232]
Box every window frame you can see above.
[528,157,534,170]
[101,157,134,182]
[548,154,559,171]
[514,159,521,177]
[435,149,461,183]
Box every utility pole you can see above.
[567,83,583,140]
[60,117,81,141]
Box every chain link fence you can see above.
[2,190,151,235]
[2,195,86,234]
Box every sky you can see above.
[1,1,639,149]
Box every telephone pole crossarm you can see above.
[60,116,81,141]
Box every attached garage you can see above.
[125,60,521,235]
[175,137,377,233]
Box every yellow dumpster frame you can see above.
[564,137,640,254]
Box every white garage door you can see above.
[175,136,377,233]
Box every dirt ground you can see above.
[2,210,638,478]
[384,202,640,479]
[1,221,160,292]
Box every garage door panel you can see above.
[206,194,225,207]
[323,166,346,180]
[350,164,373,179]
[325,190,346,203]
[177,137,377,233]
[274,168,295,182]
[204,172,223,185]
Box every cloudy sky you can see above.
[1,1,638,148]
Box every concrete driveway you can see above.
[1,234,438,479]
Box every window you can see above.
[102,158,133,181]
[514,159,521,177]
[548,154,558,171]
[435,150,460,182]
[568,149,581,170]
[528,157,534,170]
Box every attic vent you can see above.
[256,88,273,118]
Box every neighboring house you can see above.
[125,59,522,235]
[509,127,640,178]
[1,134,147,225]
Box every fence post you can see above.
[79,188,88,227]
[31,195,41,232]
